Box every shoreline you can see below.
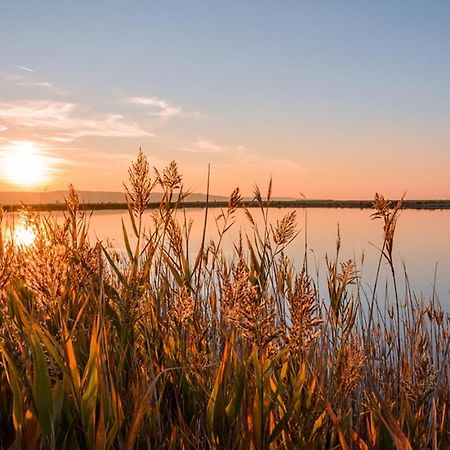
[3,199,450,212]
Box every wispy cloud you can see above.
[66,149,168,171]
[0,71,67,95]
[15,65,34,73]
[0,100,154,141]
[15,80,62,91]
[127,96,199,119]
[178,138,302,177]
[0,72,22,84]
[128,96,182,118]
[178,139,225,153]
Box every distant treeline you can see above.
[3,199,450,212]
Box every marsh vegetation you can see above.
[0,151,448,449]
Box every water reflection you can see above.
[88,207,450,308]
[13,219,36,246]
[2,207,449,307]
[3,213,37,247]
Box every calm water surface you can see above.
[88,208,450,309]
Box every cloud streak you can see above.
[178,139,225,153]
[0,70,68,95]
[128,96,182,118]
[15,65,34,72]
[0,100,154,141]
[127,96,199,119]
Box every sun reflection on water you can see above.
[13,220,36,247]
[3,213,38,248]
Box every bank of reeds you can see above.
[0,151,448,449]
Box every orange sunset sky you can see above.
[1,2,449,199]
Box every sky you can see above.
[0,1,449,199]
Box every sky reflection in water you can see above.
[89,208,450,310]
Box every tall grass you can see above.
[0,150,448,449]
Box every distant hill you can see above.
[0,190,232,206]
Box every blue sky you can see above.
[1,1,449,197]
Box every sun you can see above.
[1,141,50,186]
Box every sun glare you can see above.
[1,142,50,186]
[3,214,37,248]
[14,221,36,246]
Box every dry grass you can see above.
[0,152,448,449]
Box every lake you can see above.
[87,207,450,310]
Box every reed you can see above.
[0,151,448,449]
